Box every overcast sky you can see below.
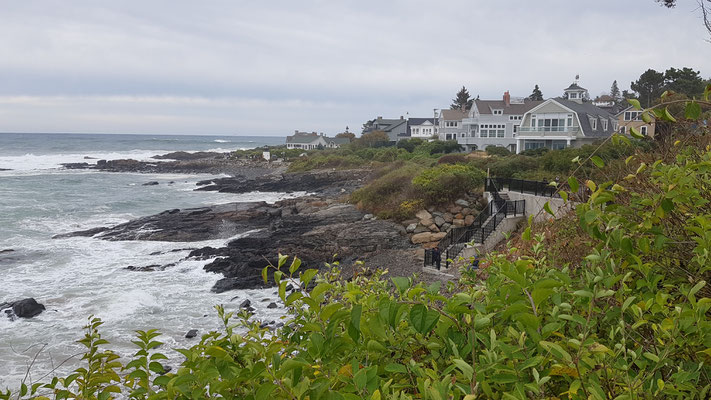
[0,0,709,136]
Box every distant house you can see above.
[459,91,543,152]
[285,131,350,150]
[407,117,438,139]
[362,116,408,141]
[517,82,617,153]
[616,106,655,137]
[438,109,468,141]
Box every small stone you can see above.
[415,210,432,221]
[461,208,471,215]
[406,223,417,233]
[267,302,278,309]
[465,215,475,225]
[285,284,294,291]
[455,199,470,207]
[142,181,159,186]
[363,213,374,220]
[434,216,445,227]
[240,299,251,308]
[428,224,440,232]
[455,213,464,219]
[453,219,466,227]
[441,223,452,232]
[450,206,462,214]
[185,329,198,339]
[443,213,453,223]
[413,224,429,233]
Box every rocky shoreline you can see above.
[55,156,423,293]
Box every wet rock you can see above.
[267,302,278,309]
[185,329,198,339]
[0,249,14,254]
[6,298,46,319]
[142,181,159,186]
[240,299,251,309]
[285,284,294,292]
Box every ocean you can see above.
[0,133,294,389]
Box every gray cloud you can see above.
[0,0,709,135]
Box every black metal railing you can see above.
[424,185,526,269]
[486,177,559,197]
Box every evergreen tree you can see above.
[664,67,705,98]
[528,84,543,101]
[631,69,665,108]
[610,80,621,102]
[450,86,473,110]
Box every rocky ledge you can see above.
[55,195,416,292]
[1,298,46,320]
[62,154,286,178]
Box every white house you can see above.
[285,131,350,150]
[459,91,543,152]
[408,118,438,139]
[516,82,616,153]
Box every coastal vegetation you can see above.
[3,94,711,399]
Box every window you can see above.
[641,126,648,135]
[624,111,642,121]
[613,121,619,131]
[619,126,626,134]
[480,124,505,138]
[509,115,522,121]
[524,141,545,150]
[445,121,459,127]
[601,119,608,131]
[567,114,573,127]
[570,93,578,99]
[590,117,597,130]
[493,109,503,115]
[552,141,567,150]
[513,125,518,133]
[536,118,566,131]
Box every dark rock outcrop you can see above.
[1,298,46,319]
[185,329,198,339]
[142,181,159,186]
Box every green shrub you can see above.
[436,154,468,165]
[519,147,549,157]
[350,163,423,219]
[485,145,511,156]
[412,163,485,204]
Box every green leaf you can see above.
[261,266,268,284]
[568,176,579,192]
[642,111,653,123]
[628,98,642,110]
[522,226,532,241]
[256,383,277,400]
[409,304,440,334]
[685,101,702,120]
[384,363,408,374]
[539,341,572,363]
[288,257,301,274]
[452,358,473,380]
[591,156,605,168]
[391,277,410,295]
[277,253,288,269]
[543,201,554,216]
[630,126,644,139]
[278,281,287,301]
[560,190,568,202]
[643,352,660,363]
[300,269,318,286]
[348,304,362,342]
[662,107,677,122]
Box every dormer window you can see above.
[493,109,503,115]
[590,117,597,130]
[570,93,578,99]
[601,119,608,131]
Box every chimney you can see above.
[377,116,382,121]
[400,115,404,120]
[503,91,511,107]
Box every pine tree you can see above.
[450,86,473,110]
[528,85,543,101]
[610,80,621,102]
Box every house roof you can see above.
[565,83,587,91]
[474,99,543,115]
[326,137,351,145]
[407,117,437,126]
[440,109,468,120]
[287,134,322,144]
[554,98,615,138]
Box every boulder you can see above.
[240,299,251,308]
[465,215,475,225]
[185,329,198,339]
[142,181,160,186]
[441,223,452,232]
[428,224,440,233]
[453,219,466,227]
[461,208,471,216]
[11,298,45,318]
[406,223,417,233]
[443,213,454,223]
[415,210,432,221]
[455,213,464,220]
[413,224,429,234]
[267,302,278,309]
[449,206,462,214]
[434,216,446,227]
[455,199,470,207]
[411,232,447,245]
